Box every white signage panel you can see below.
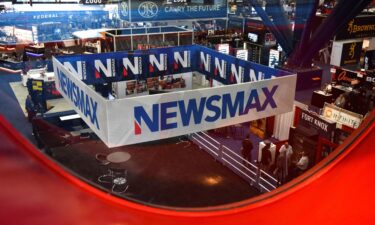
[106,75,297,147]
[323,103,363,129]
[217,44,230,55]
[236,49,248,61]
[52,57,109,145]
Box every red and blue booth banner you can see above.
[55,45,290,86]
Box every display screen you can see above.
[248,33,258,43]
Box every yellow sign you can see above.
[347,19,375,35]
[32,80,43,91]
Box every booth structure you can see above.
[104,26,194,52]
[52,45,296,148]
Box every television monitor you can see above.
[248,33,258,43]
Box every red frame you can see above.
[0,110,374,224]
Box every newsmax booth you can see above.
[52,44,296,147]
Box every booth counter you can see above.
[22,69,54,87]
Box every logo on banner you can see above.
[347,19,375,35]
[214,58,226,78]
[55,65,100,130]
[149,54,167,73]
[173,51,191,70]
[133,85,278,135]
[63,61,87,80]
[33,13,59,20]
[230,64,244,83]
[200,51,269,83]
[94,59,116,79]
[138,1,158,18]
[337,70,355,83]
[119,1,129,17]
[200,52,211,72]
[349,42,356,59]
[123,57,142,77]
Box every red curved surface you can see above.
[0,110,374,225]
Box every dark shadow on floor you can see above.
[50,138,260,208]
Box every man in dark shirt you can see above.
[241,134,253,164]
[25,94,35,122]
[261,142,272,172]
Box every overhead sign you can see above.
[323,103,363,129]
[335,16,375,40]
[106,75,296,147]
[300,109,336,139]
[118,0,227,22]
[332,67,362,86]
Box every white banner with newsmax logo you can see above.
[106,75,297,147]
[52,57,109,145]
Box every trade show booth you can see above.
[52,44,296,147]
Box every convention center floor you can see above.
[0,62,331,207]
[50,138,260,207]
[0,71,261,208]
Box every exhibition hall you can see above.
[0,0,374,224]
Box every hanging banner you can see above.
[55,45,290,85]
[197,46,289,85]
[106,75,296,147]
[335,15,375,40]
[118,0,227,22]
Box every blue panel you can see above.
[132,28,147,34]
[0,10,112,43]
[118,0,131,21]
[147,27,162,33]
[160,27,185,32]
[119,29,132,35]
[55,45,291,86]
